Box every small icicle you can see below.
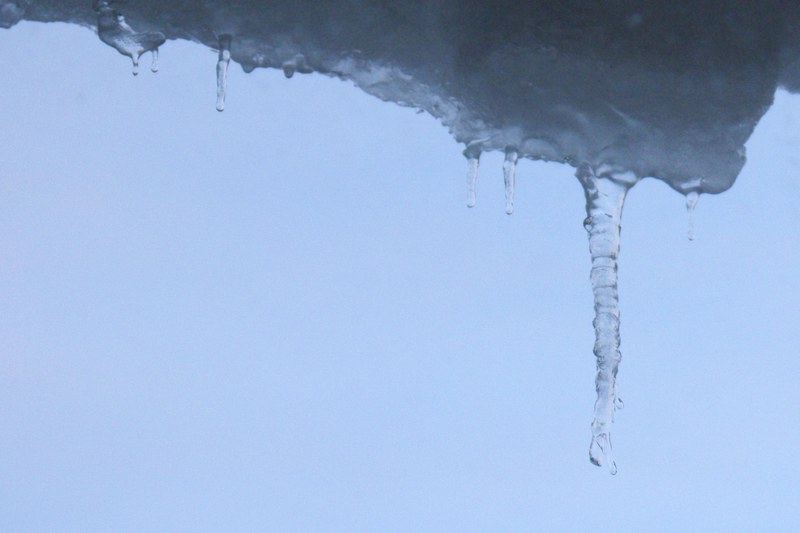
[216,34,232,112]
[576,164,636,475]
[282,62,296,79]
[685,190,700,241]
[131,53,140,76]
[503,148,518,215]
[150,48,159,73]
[465,149,480,208]
[283,54,310,78]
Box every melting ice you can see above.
[576,164,638,474]
[216,34,231,111]
[465,149,480,209]
[93,1,164,76]
[6,0,800,473]
[503,149,518,215]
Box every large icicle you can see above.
[576,164,637,475]
[216,34,232,111]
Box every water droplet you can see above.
[282,62,296,79]
[503,148,518,215]
[614,396,624,410]
[685,190,700,241]
[150,48,159,73]
[216,34,232,112]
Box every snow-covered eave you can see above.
[6,1,800,194]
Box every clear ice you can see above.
[465,150,480,208]
[576,164,637,475]
[685,190,700,241]
[503,148,518,215]
[150,48,159,73]
[216,34,232,112]
[94,1,165,76]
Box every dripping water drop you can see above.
[614,396,624,410]
[216,34,232,112]
[503,148,518,215]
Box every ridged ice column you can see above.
[576,164,637,475]
[216,34,232,111]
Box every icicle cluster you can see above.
[462,145,518,214]
[7,0,746,474]
[93,0,164,76]
[458,145,709,473]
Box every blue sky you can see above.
[1,22,799,531]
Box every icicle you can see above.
[503,148,518,215]
[283,54,310,78]
[131,53,140,76]
[685,190,700,241]
[576,164,636,475]
[216,34,232,112]
[465,150,480,208]
[150,48,159,73]
[93,1,165,76]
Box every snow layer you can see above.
[5,0,800,193]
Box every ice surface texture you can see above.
[6,0,800,471]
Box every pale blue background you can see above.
[1,22,799,531]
